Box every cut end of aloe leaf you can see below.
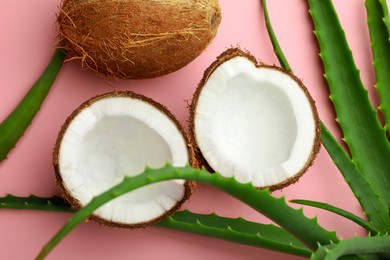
[53,91,194,228]
[190,48,321,190]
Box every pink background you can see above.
[0,0,386,259]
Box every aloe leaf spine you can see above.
[37,165,338,259]
[0,49,65,163]
[307,0,390,213]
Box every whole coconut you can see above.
[58,0,221,79]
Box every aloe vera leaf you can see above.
[311,245,367,260]
[160,210,309,250]
[158,211,311,257]
[262,0,389,230]
[366,0,390,133]
[291,199,380,234]
[263,3,389,258]
[37,165,338,259]
[311,236,390,260]
[0,195,311,257]
[312,245,377,260]
[166,210,306,246]
[0,49,65,163]
[0,194,72,213]
[307,0,390,208]
[261,0,291,71]
[321,123,390,231]
[379,0,390,37]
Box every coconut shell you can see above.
[189,48,321,191]
[58,0,221,79]
[53,91,196,228]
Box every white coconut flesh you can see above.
[57,96,189,225]
[194,56,317,187]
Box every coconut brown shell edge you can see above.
[53,91,196,229]
[189,47,321,191]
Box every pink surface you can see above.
[0,0,385,259]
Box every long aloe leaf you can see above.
[0,194,72,213]
[291,199,379,234]
[0,49,65,163]
[261,0,291,71]
[261,0,389,231]
[37,165,338,259]
[166,210,306,247]
[366,0,390,133]
[379,0,390,37]
[158,211,311,257]
[311,236,390,260]
[0,195,311,257]
[307,0,390,210]
[321,123,390,231]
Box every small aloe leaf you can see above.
[0,194,72,213]
[0,195,310,257]
[261,0,291,71]
[321,123,390,231]
[158,210,311,257]
[379,0,390,37]
[291,199,379,234]
[37,165,338,259]
[366,0,390,133]
[310,235,390,260]
[307,0,390,213]
[0,49,65,163]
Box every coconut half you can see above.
[53,92,193,228]
[190,48,321,190]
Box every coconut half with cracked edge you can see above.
[190,48,321,190]
[53,91,194,228]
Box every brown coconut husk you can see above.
[58,0,221,79]
[189,48,321,191]
[53,91,196,229]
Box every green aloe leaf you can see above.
[261,0,389,231]
[307,0,390,217]
[166,210,304,245]
[321,123,390,231]
[291,199,379,234]
[0,49,65,163]
[366,0,390,133]
[158,211,311,257]
[0,194,311,257]
[37,165,338,259]
[0,194,72,213]
[379,0,390,37]
[310,235,390,260]
[261,0,291,71]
